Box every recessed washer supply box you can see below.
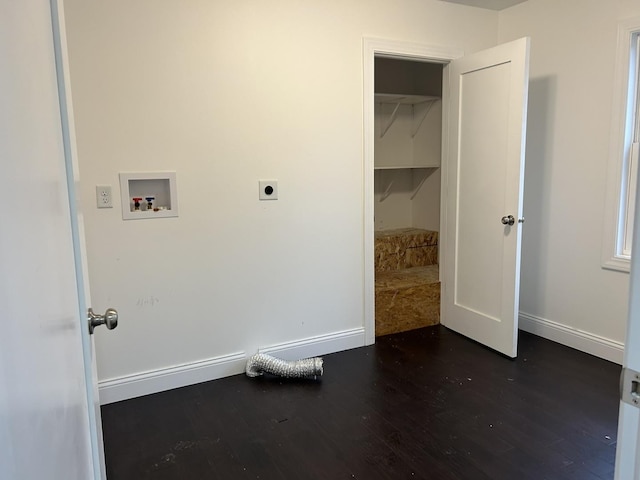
[119,172,178,220]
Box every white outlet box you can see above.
[96,185,113,208]
[259,180,278,200]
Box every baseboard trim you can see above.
[98,327,367,404]
[98,352,247,405]
[259,327,366,361]
[519,312,624,364]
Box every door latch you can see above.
[501,215,524,226]
[620,367,640,407]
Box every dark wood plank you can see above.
[101,326,620,480]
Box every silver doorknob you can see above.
[501,215,515,226]
[88,307,118,334]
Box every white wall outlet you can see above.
[96,185,113,208]
[259,180,278,200]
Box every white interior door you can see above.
[614,166,640,477]
[441,37,530,358]
[0,1,106,479]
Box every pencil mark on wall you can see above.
[136,296,160,308]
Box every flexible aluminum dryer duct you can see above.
[245,353,323,379]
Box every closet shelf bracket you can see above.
[380,102,402,138]
[410,171,429,200]
[379,176,395,202]
[411,99,437,138]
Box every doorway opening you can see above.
[363,39,461,345]
[373,57,444,338]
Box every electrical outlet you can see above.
[96,185,113,208]
[259,180,278,200]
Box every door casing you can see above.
[362,38,463,345]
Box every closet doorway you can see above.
[363,38,530,358]
[372,58,444,339]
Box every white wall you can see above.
[63,0,498,400]
[499,0,640,361]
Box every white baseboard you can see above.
[519,312,624,364]
[98,327,367,404]
[98,352,247,405]
[259,327,366,360]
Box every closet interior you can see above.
[374,57,444,336]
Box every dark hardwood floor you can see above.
[101,326,621,479]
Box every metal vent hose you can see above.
[245,353,323,379]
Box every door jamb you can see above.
[362,38,463,345]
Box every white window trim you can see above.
[602,17,640,273]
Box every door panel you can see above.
[0,1,102,478]
[442,37,530,358]
[456,62,511,320]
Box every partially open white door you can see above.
[614,157,640,477]
[0,1,106,479]
[441,37,530,358]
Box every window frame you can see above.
[603,18,640,273]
